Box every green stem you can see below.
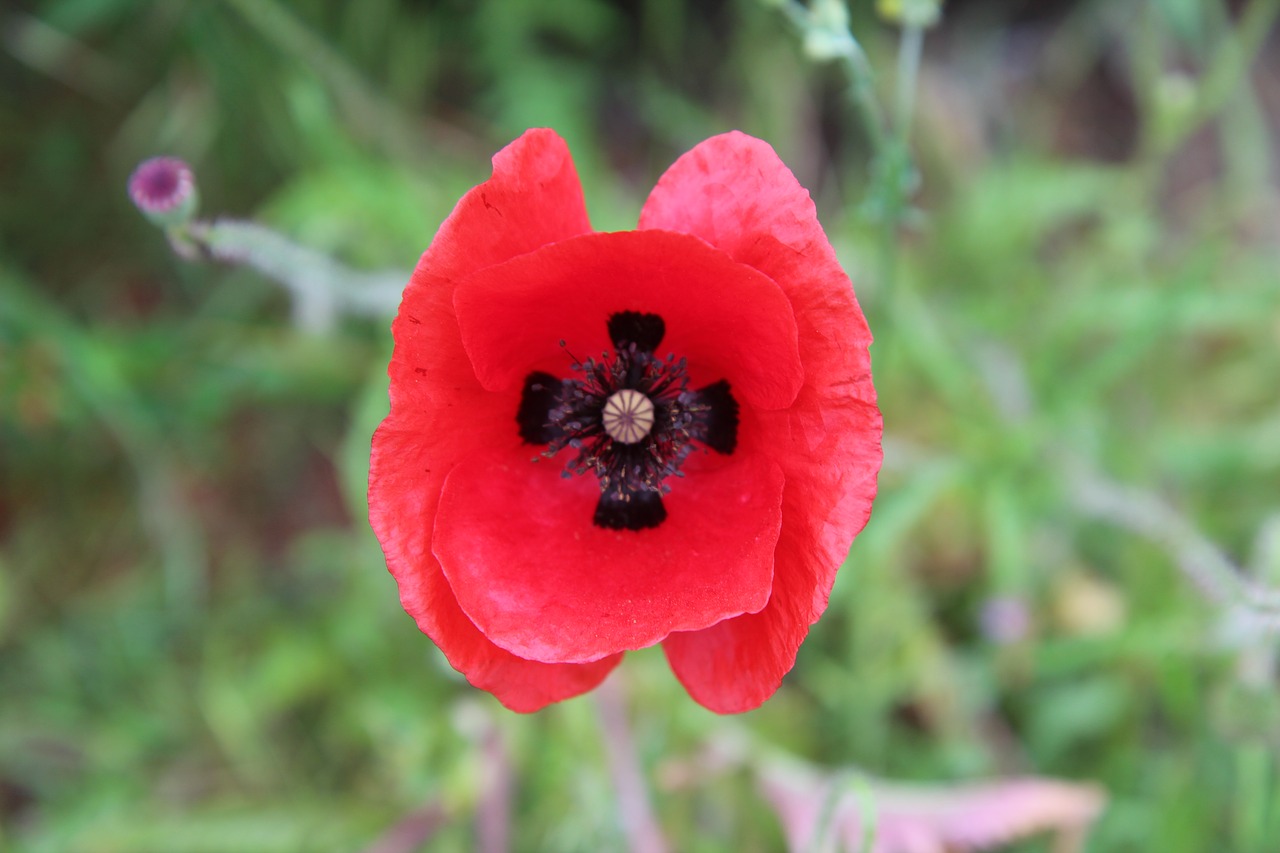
[1234,746,1273,851]
[1192,0,1280,131]
[1143,0,1280,169]
[0,275,208,616]
[844,46,891,156]
[878,22,925,292]
[220,0,398,149]
[802,770,883,853]
[894,23,924,151]
[772,1,929,290]
[778,1,892,157]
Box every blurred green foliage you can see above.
[2,0,1280,851]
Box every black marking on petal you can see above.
[607,311,665,354]
[594,486,667,531]
[517,371,565,445]
[517,315,741,530]
[690,379,739,454]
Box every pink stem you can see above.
[594,674,669,853]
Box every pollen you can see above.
[601,389,655,444]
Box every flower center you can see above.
[517,311,739,531]
[602,389,655,444]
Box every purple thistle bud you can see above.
[129,156,198,227]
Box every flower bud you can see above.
[876,0,942,27]
[802,0,855,61]
[128,156,198,227]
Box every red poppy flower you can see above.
[369,129,881,713]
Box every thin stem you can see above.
[1192,0,1280,132]
[894,23,924,150]
[882,22,925,292]
[806,771,878,853]
[218,0,476,163]
[594,675,668,853]
[174,219,407,331]
[772,1,928,292]
[476,724,513,853]
[1064,460,1280,641]
[1234,746,1273,852]
[778,2,811,34]
[844,47,892,156]
[1141,0,1280,170]
[778,1,891,156]
[1066,465,1247,606]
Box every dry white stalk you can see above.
[759,761,1106,853]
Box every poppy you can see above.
[369,129,881,713]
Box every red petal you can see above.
[453,230,804,410]
[370,129,611,712]
[645,132,883,712]
[387,128,592,416]
[432,443,785,663]
[371,424,621,712]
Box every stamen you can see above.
[515,312,740,531]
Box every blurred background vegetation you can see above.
[2,0,1280,850]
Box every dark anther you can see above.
[607,311,665,355]
[517,371,564,445]
[594,486,667,530]
[516,313,738,531]
[686,379,739,454]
